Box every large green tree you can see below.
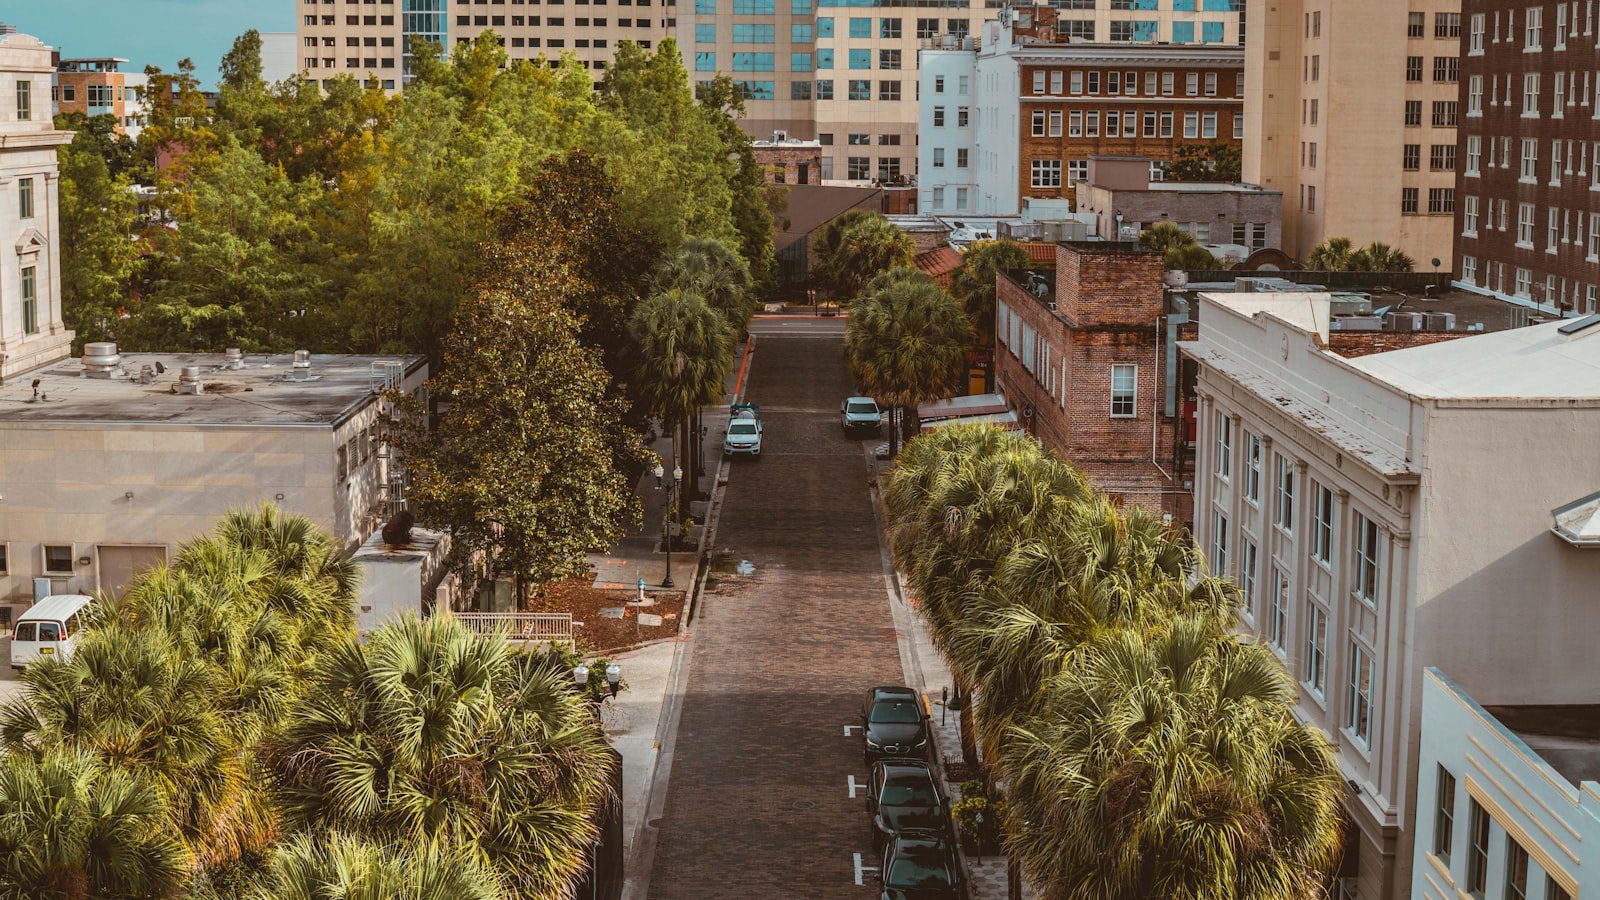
[629,287,736,502]
[654,237,756,335]
[1138,222,1217,270]
[265,615,613,900]
[57,130,141,347]
[814,213,916,302]
[844,272,971,454]
[389,265,640,595]
[949,239,1030,339]
[1165,142,1242,182]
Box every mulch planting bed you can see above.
[530,578,685,654]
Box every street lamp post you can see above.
[663,463,684,587]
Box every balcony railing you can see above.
[451,611,575,646]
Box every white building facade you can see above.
[917,49,982,214]
[0,29,73,382]
[1411,669,1598,900]
[1183,295,1600,900]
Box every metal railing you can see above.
[452,611,575,646]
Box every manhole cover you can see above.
[793,800,816,811]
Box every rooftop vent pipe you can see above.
[82,342,121,379]
[176,366,205,395]
[225,348,244,370]
[291,350,313,382]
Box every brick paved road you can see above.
[646,334,902,899]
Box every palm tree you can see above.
[814,213,916,302]
[265,615,613,900]
[809,208,875,298]
[1306,237,1356,272]
[0,750,189,900]
[629,287,735,505]
[949,239,1030,338]
[254,834,504,900]
[1137,223,1216,270]
[845,273,971,455]
[1349,241,1416,273]
[1002,619,1343,900]
[654,237,755,335]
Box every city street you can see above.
[642,332,904,898]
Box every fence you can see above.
[452,611,575,646]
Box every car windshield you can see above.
[847,402,878,414]
[870,700,922,724]
[880,771,938,806]
[886,845,954,888]
[729,422,757,435]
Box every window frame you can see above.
[1109,364,1137,418]
[1433,766,1456,862]
[42,544,74,575]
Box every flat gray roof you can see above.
[0,352,424,427]
[1483,704,1600,787]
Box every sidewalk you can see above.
[869,450,1035,900]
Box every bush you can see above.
[952,781,1005,855]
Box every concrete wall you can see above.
[1411,670,1598,899]
[1078,184,1283,249]
[918,49,979,214]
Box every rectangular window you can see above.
[15,78,29,121]
[933,107,945,127]
[43,544,73,574]
[1275,455,1294,532]
[1110,364,1136,417]
[1030,158,1062,188]
[1269,565,1289,650]
[1432,56,1459,82]
[1354,512,1381,606]
[1211,511,1229,573]
[1504,838,1529,900]
[1434,767,1456,862]
[21,266,37,335]
[848,16,870,38]
[1404,99,1422,126]
[1313,486,1333,565]
[1183,111,1199,138]
[18,177,33,220]
[879,17,901,38]
[1403,144,1421,170]
[1407,10,1425,37]
[1304,603,1326,693]
[848,48,870,69]
[1240,538,1258,621]
[1432,101,1457,126]
[1347,642,1373,745]
[1428,188,1455,214]
[1466,801,1490,894]
[1243,433,1261,504]
[1214,413,1232,479]
[1032,109,1046,136]
[1550,879,1572,900]
[1406,56,1423,81]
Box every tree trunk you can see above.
[956,677,979,769]
[1007,852,1023,900]
[889,406,901,457]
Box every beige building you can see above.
[683,0,1243,183]
[1183,294,1600,900]
[1243,0,1461,268]
[0,28,72,383]
[294,0,669,90]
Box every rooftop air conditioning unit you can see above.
[1422,311,1457,331]
[1386,312,1422,331]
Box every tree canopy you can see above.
[1307,237,1415,273]
[1138,222,1218,270]
[813,212,916,302]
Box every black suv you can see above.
[862,686,932,763]
[878,830,966,900]
[867,759,948,850]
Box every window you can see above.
[1428,188,1455,215]
[1214,413,1232,478]
[1550,879,1572,900]
[1469,12,1486,52]
[1312,485,1333,565]
[18,177,33,220]
[1110,365,1136,417]
[1211,511,1229,573]
[1433,56,1459,82]
[1407,11,1425,38]
[1466,801,1490,894]
[15,78,29,121]
[1466,135,1481,175]
[1274,455,1294,532]
[932,147,945,168]
[879,17,901,38]
[1524,73,1541,114]
[1404,100,1422,126]
[1240,538,1259,621]
[1518,201,1536,245]
[1406,56,1423,82]
[1183,111,1199,138]
[1032,109,1046,136]
[43,545,73,575]
[846,156,870,180]
[1067,159,1087,183]
[1347,642,1373,746]
[1435,11,1461,38]
[1433,101,1458,126]
[732,23,774,42]
[878,49,901,70]
[1403,144,1421,170]
[1433,767,1456,862]
[848,16,870,37]
[21,266,37,335]
[1268,565,1288,650]
[848,48,870,69]
[957,107,968,127]
[878,81,900,101]
[1032,71,1046,94]
[1504,838,1529,900]
[0,543,6,575]
[1526,4,1543,48]
[1049,110,1062,137]
[1354,512,1381,606]
[1467,75,1483,114]
[848,80,870,101]
[1030,158,1062,188]
[815,80,834,100]
[1304,603,1326,694]
[1243,433,1262,504]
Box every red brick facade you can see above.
[994,242,1191,520]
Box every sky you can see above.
[6,0,287,87]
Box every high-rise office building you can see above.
[1243,0,1462,268]
[683,0,1243,183]
[1453,0,1600,317]
[293,0,673,91]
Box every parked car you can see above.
[862,685,932,762]
[842,396,883,435]
[11,593,93,669]
[722,402,763,457]
[878,830,966,900]
[868,759,948,850]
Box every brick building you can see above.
[993,241,1191,519]
[53,57,147,138]
[1075,154,1281,258]
[751,134,823,185]
[921,5,1244,216]
[1453,0,1600,316]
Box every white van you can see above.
[11,594,93,669]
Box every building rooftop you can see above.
[58,57,129,72]
[1347,316,1600,401]
[0,351,424,428]
[1481,704,1600,787]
